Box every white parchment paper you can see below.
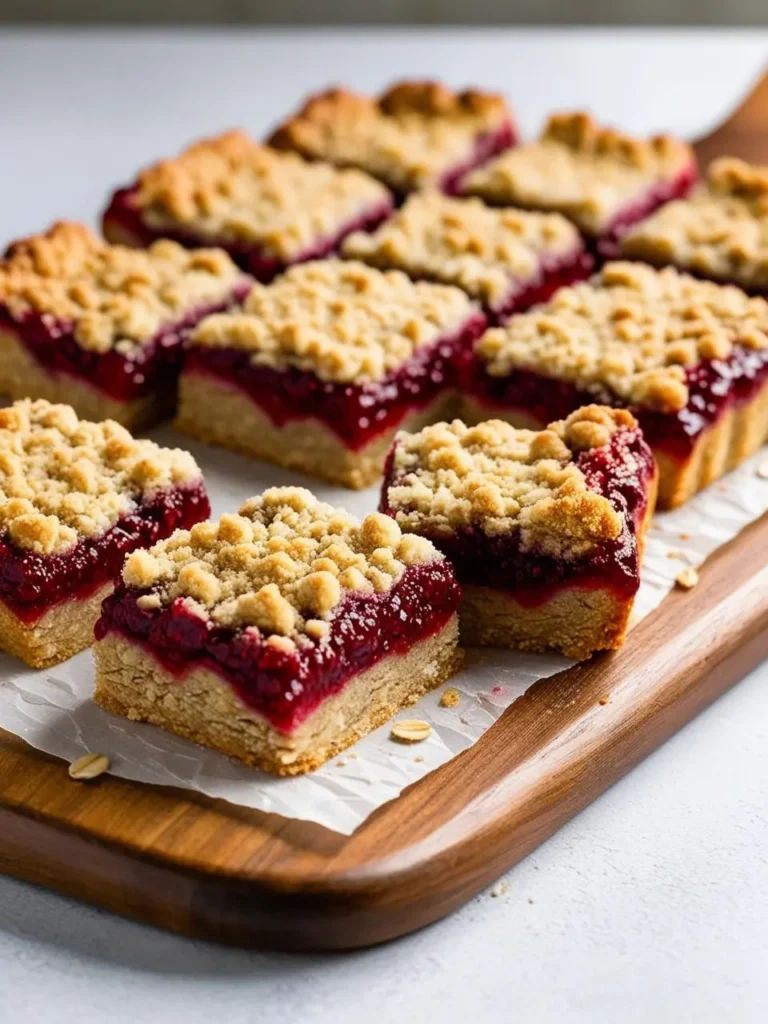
[0,426,766,835]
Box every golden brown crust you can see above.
[121,486,442,639]
[175,371,457,489]
[0,222,242,354]
[475,261,768,413]
[621,157,768,290]
[341,193,581,305]
[93,618,462,775]
[0,581,113,668]
[189,259,475,384]
[132,130,390,258]
[0,399,201,555]
[463,111,694,235]
[385,406,636,558]
[269,81,513,192]
[0,327,167,429]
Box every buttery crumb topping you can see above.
[122,487,441,644]
[463,111,694,236]
[0,222,242,354]
[385,407,635,557]
[269,81,513,192]
[621,157,768,290]
[341,193,581,306]
[133,130,391,258]
[0,399,201,556]
[189,259,475,384]
[475,261,768,413]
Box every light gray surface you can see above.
[0,28,767,1024]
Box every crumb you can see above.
[492,685,504,695]
[491,881,509,898]
[414,755,425,763]
[347,752,357,759]
[678,532,690,541]
[666,549,680,559]
[599,696,610,705]
[336,760,346,767]
[675,566,699,590]
[757,459,768,479]
[439,686,461,708]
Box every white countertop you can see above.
[0,27,767,1024]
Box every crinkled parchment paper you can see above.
[1,427,766,834]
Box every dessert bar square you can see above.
[462,112,696,257]
[175,260,487,489]
[621,157,768,291]
[380,407,657,660]
[341,192,593,324]
[0,222,247,430]
[93,488,462,775]
[268,81,517,197]
[463,262,768,508]
[102,130,393,282]
[0,399,209,668]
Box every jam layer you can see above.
[184,311,488,452]
[103,188,394,283]
[467,344,768,464]
[439,121,518,197]
[96,559,460,734]
[0,284,249,406]
[597,163,698,259]
[0,481,210,624]
[488,248,594,324]
[381,427,655,608]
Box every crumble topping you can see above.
[463,111,694,236]
[341,193,581,306]
[189,259,475,384]
[0,399,201,556]
[384,406,634,557]
[122,486,441,643]
[133,130,391,258]
[475,262,768,413]
[621,157,768,290]
[0,222,242,355]
[269,81,513,192]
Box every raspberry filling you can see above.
[438,120,518,197]
[466,343,768,464]
[381,427,655,608]
[103,188,395,284]
[96,559,460,734]
[596,162,698,259]
[183,310,488,451]
[0,283,250,406]
[0,480,210,624]
[487,247,595,325]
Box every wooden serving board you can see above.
[2,73,768,952]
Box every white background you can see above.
[0,28,767,1024]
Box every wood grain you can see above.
[1,72,768,951]
[2,508,768,949]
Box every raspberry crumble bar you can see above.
[175,260,487,488]
[380,407,657,660]
[464,262,768,508]
[462,112,696,257]
[269,81,517,198]
[93,488,462,775]
[621,157,768,291]
[0,399,209,668]
[341,192,593,324]
[102,130,393,283]
[0,222,247,429]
